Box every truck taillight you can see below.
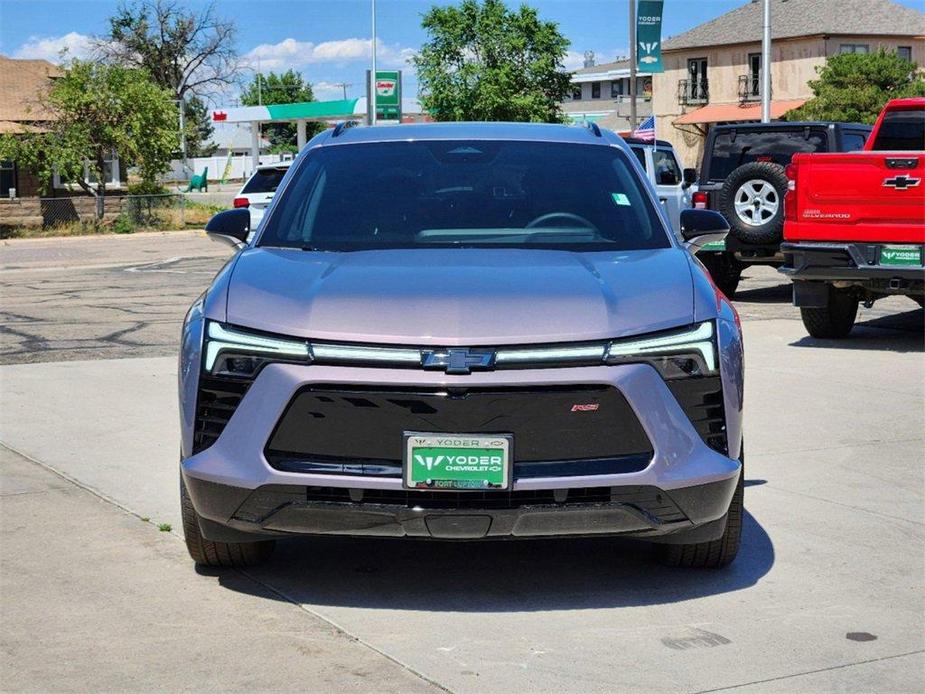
[692,191,709,209]
[233,197,250,208]
[784,164,797,222]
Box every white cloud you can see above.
[14,32,96,62]
[243,37,415,72]
[312,80,350,100]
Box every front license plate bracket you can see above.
[404,433,513,490]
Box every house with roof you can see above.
[0,55,62,198]
[652,0,925,166]
[0,54,130,199]
[562,56,652,131]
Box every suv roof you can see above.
[319,121,620,148]
[710,121,871,132]
[623,138,673,148]
[255,161,292,171]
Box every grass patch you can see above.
[157,523,172,532]
[1,196,229,239]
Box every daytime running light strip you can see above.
[495,344,607,364]
[205,322,311,370]
[605,321,716,372]
[311,344,422,363]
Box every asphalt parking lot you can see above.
[1,231,923,693]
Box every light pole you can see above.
[761,0,771,122]
[370,0,378,126]
[629,0,637,131]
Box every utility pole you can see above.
[257,57,262,105]
[761,0,771,122]
[629,0,637,131]
[335,82,352,100]
[370,0,378,126]
[177,97,187,177]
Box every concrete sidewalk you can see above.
[0,445,439,693]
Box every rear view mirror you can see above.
[679,209,729,252]
[206,208,250,249]
[682,168,697,188]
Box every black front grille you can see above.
[265,386,654,472]
[192,376,253,454]
[666,376,728,454]
[231,484,688,519]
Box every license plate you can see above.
[699,239,726,252]
[404,433,512,490]
[880,245,923,267]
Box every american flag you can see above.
[632,115,656,141]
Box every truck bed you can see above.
[784,151,925,244]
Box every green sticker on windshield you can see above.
[611,192,630,206]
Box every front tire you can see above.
[180,476,275,567]
[800,285,859,339]
[658,461,743,569]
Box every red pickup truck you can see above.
[780,97,925,338]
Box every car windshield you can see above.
[241,167,289,194]
[707,129,828,181]
[872,108,925,151]
[258,140,670,252]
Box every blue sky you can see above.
[1,0,921,103]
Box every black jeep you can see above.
[693,121,872,298]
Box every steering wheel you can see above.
[526,212,597,229]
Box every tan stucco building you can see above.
[652,0,925,167]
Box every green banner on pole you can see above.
[636,0,664,73]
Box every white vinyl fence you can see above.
[162,153,293,183]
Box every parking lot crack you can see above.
[692,649,925,693]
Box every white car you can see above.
[625,138,697,238]
[233,162,292,232]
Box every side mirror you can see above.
[206,208,250,249]
[679,209,729,252]
[657,170,679,186]
[682,167,697,188]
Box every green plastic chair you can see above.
[185,167,208,192]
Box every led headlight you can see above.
[604,321,717,378]
[204,321,311,376]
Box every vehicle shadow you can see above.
[732,281,792,304]
[208,506,774,612]
[789,308,924,353]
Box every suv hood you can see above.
[224,247,694,345]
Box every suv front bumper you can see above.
[181,355,743,543]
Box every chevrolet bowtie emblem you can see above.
[422,348,495,375]
[883,175,921,190]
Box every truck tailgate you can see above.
[786,152,925,243]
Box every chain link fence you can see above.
[1,194,227,237]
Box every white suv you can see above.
[625,138,696,238]
[233,162,292,231]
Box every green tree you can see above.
[97,1,239,156]
[241,70,320,153]
[183,96,216,157]
[413,0,572,123]
[786,49,925,124]
[0,61,178,206]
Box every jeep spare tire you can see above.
[719,161,788,245]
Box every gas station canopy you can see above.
[211,99,360,124]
